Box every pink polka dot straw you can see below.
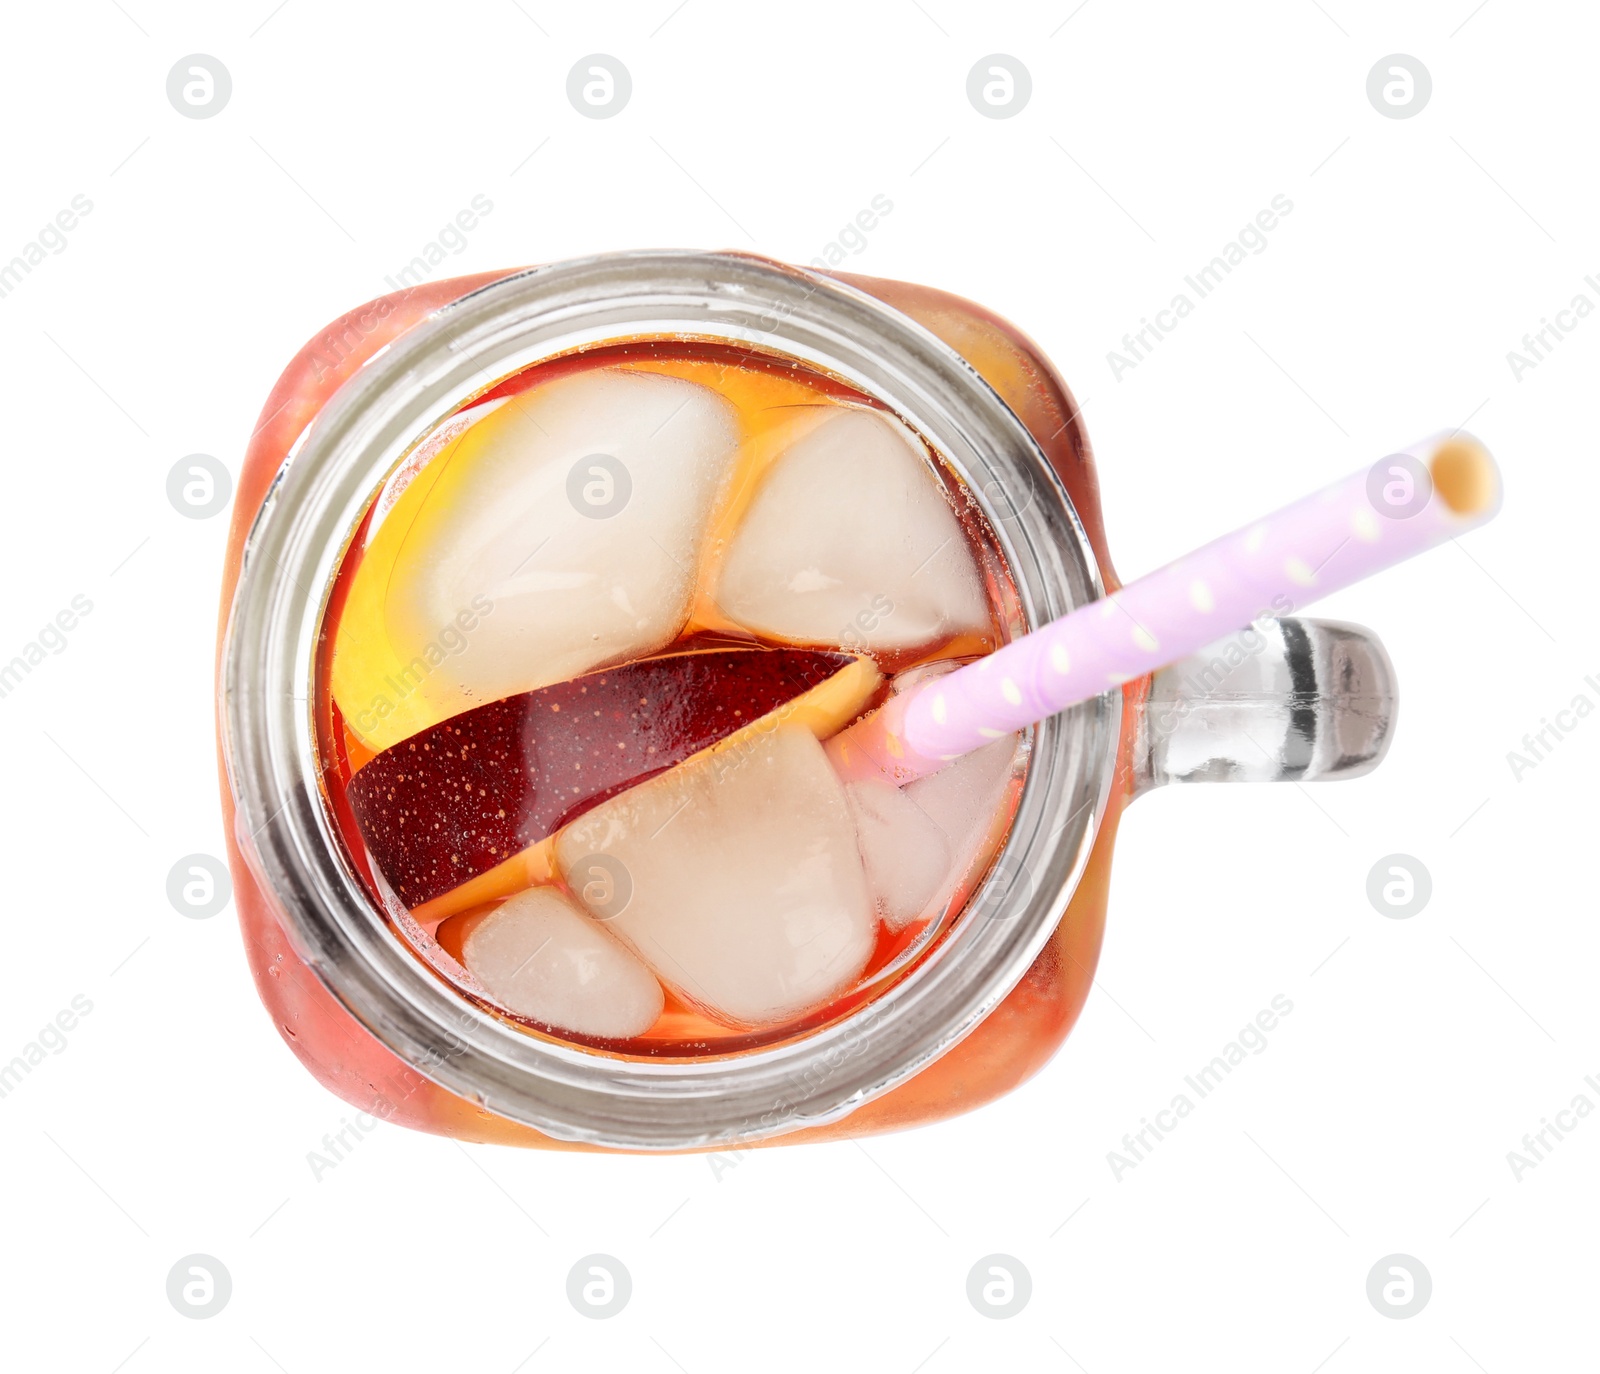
[827,433,1502,786]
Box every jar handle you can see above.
[1130,617,1396,794]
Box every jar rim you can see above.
[221,250,1117,1149]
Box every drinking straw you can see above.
[827,432,1502,786]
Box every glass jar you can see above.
[217,251,1392,1150]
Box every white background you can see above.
[0,2,1593,1370]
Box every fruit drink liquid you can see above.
[316,339,1030,1055]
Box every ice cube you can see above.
[844,779,950,931]
[365,397,508,539]
[459,887,664,1039]
[555,723,876,1028]
[379,367,738,723]
[886,657,961,697]
[905,736,1021,915]
[711,407,990,653]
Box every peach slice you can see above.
[349,648,881,921]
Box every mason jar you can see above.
[217,251,1393,1150]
